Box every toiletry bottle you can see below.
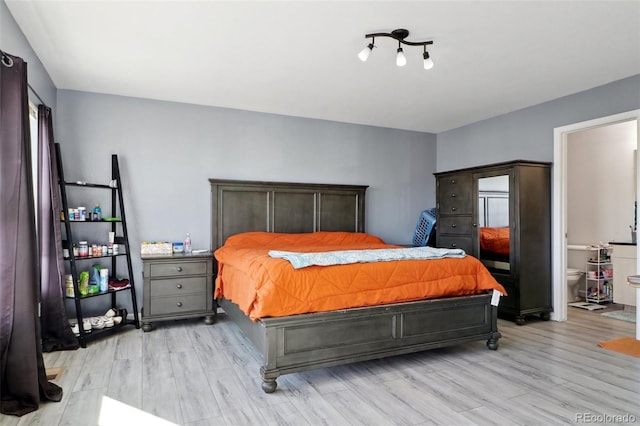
[184,233,192,254]
[93,203,102,221]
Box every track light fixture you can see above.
[358,29,434,70]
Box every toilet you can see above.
[567,268,583,302]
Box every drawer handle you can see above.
[473,223,477,227]
[176,302,183,307]
[176,284,183,289]
[451,193,456,198]
[451,207,456,212]
[451,223,457,228]
[451,179,456,184]
[451,243,457,248]
[176,267,183,272]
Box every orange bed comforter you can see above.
[214,231,506,321]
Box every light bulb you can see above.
[396,47,406,67]
[423,51,434,70]
[358,43,374,62]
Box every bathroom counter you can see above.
[609,241,636,246]
[610,244,637,307]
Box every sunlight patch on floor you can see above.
[98,396,179,426]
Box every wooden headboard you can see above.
[209,179,368,249]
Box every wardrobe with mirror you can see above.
[435,160,552,325]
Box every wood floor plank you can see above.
[257,401,312,426]
[165,322,196,353]
[279,373,351,425]
[399,366,485,413]
[204,367,252,411]
[291,368,349,395]
[219,404,267,426]
[381,377,475,425]
[106,358,143,410]
[45,346,88,368]
[141,352,183,425]
[170,351,221,423]
[320,388,397,425]
[113,326,142,360]
[71,338,115,392]
[58,388,106,426]
[141,325,169,354]
[340,374,428,424]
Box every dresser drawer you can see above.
[438,174,473,215]
[438,216,475,235]
[437,236,473,253]
[150,276,207,297]
[148,294,207,316]
[149,260,208,277]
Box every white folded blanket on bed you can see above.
[268,246,466,269]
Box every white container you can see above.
[99,268,109,292]
[65,274,74,297]
[78,241,89,257]
[184,233,192,254]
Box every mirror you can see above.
[478,175,510,271]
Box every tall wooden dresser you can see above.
[435,160,552,324]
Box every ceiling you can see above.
[6,1,640,133]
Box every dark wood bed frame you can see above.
[210,179,501,393]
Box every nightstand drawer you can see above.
[149,260,208,277]
[151,276,207,297]
[148,294,207,316]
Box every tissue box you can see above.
[141,242,173,255]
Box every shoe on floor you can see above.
[100,316,114,327]
[69,321,79,336]
[82,318,92,332]
[90,317,105,329]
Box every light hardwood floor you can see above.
[3,306,639,426]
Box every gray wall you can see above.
[55,90,437,312]
[1,0,56,108]
[437,75,640,172]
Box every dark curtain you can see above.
[38,105,78,352]
[0,51,63,416]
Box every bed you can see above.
[210,179,504,393]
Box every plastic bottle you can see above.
[99,269,109,292]
[93,203,102,221]
[89,264,101,294]
[184,233,192,254]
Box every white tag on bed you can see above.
[491,289,502,306]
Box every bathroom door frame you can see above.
[553,109,640,322]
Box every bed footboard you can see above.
[220,293,500,393]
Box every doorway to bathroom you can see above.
[553,110,640,322]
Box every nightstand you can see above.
[141,252,215,332]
